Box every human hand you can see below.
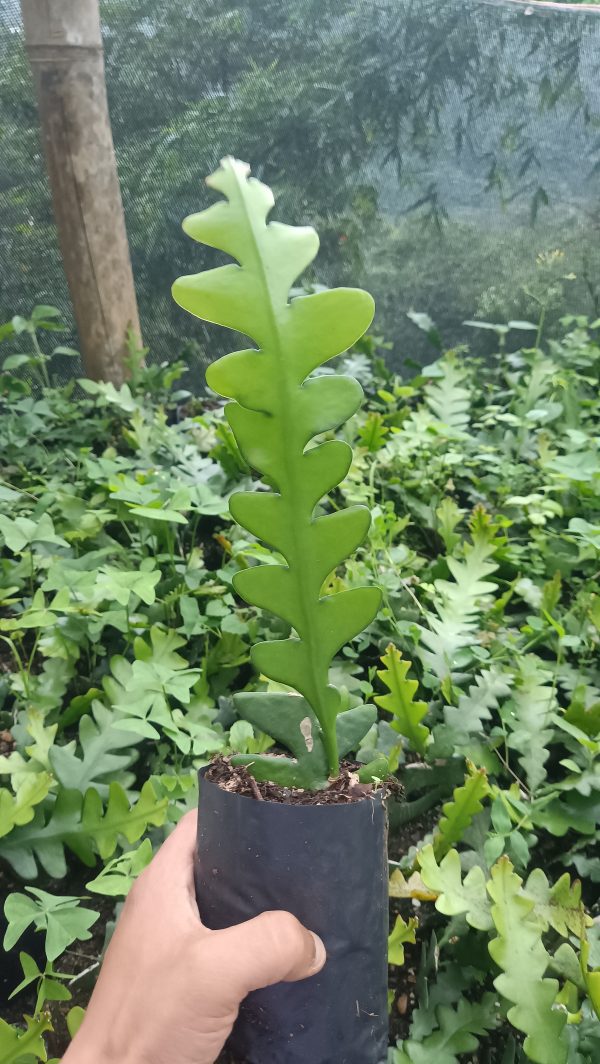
[62,809,326,1064]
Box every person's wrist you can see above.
[61,1030,132,1064]
[63,1033,215,1064]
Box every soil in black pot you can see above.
[205,754,399,804]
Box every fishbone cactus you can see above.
[172,157,381,785]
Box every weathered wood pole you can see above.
[21,0,141,384]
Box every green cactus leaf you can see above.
[173,157,380,780]
[374,644,430,755]
[0,1013,53,1063]
[336,704,378,759]
[487,856,568,1064]
[231,694,376,788]
[433,762,490,859]
[0,781,168,879]
[391,996,497,1064]
[523,867,590,939]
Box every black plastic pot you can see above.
[195,770,389,1064]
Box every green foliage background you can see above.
[1,302,600,1060]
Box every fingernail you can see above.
[308,932,326,974]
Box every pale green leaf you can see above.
[86,838,153,897]
[487,856,568,1063]
[0,774,53,840]
[4,887,99,962]
[388,914,418,967]
[418,845,492,930]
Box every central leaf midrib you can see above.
[231,169,335,770]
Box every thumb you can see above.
[209,910,326,997]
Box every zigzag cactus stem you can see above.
[173,157,381,778]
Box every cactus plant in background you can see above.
[173,156,382,787]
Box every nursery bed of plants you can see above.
[1,287,600,1060]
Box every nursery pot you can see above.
[195,769,389,1064]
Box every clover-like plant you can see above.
[173,157,381,787]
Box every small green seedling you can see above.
[173,157,381,787]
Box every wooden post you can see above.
[21,0,141,384]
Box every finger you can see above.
[137,809,199,905]
[154,809,198,870]
[207,911,326,996]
